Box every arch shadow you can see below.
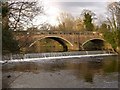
[29,36,73,52]
[82,38,111,51]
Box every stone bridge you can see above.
[14,30,112,52]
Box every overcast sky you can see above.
[32,0,119,26]
[52,2,107,16]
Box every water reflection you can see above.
[2,55,119,88]
[3,62,41,74]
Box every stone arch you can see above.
[82,38,111,51]
[29,36,73,52]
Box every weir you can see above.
[2,51,116,62]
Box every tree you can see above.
[2,2,19,54]
[39,23,51,30]
[83,13,94,31]
[74,17,84,31]
[8,0,43,31]
[81,9,95,31]
[98,23,109,33]
[57,12,75,31]
[2,29,20,54]
[107,2,120,30]
[106,2,120,52]
[2,1,43,54]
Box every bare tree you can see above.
[107,2,120,30]
[57,12,75,31]
[8,0,43,31]
[106,2,120,52]
[74,17,84,31]
[1,1,43,53]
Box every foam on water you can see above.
[1,53,116,63]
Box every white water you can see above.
[1,53,116,63]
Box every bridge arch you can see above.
[29,36,73,52]
[82,38,112,51]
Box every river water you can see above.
[2,55,120,88]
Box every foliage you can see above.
[2,29,20,54]
[57,12,84,31]
[1,2,9,17]
[98,23,109,33]
[83,12,94,31]
[104,2,120,51]
[117,30,120,47]
[2,2,20,54]
[2,1,43,54]
[82,9,95,31]
[56,10,95,31]
[103,31,117,49]
[99,24,120,50]
[98,2,120,52]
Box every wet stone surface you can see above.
[2,55,119,88]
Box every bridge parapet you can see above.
[28,30,102,36]
[13,30,102,36]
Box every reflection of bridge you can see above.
[14,30,112,52]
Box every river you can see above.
[2,55,120,88]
